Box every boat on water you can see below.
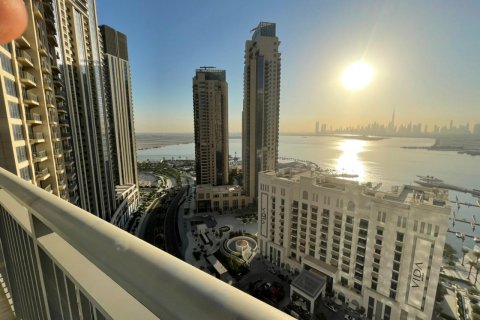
[416,175,444,184]
[475,237,480,243]
[456,232,464,238]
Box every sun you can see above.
[341,61,374,91]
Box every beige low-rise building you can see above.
[196,184,249,213]
[258,168,450,320]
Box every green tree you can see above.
[443,243,457,261]
[473,250,480,263]
[469,286,480,296]
[473,305,480,315]
[436,284,447,302]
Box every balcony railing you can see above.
[16,49,33,67]
[0,168,290,319]
[33,1,44,19]
[30,132,45,143]
[35,168,50,180]
[27,112,42,124]
[33,150,47,161]
[20,70,36,87]
[23,91,39,105]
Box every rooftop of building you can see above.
[262,167,450,209]
[196,184,243,193]
[251,21,276,40]
[291,270,326,298]
[195,67,226,81]
[115,184,137,200]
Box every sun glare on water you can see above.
[341,61,374,91]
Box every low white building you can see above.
[196,184,249,212]
[258,168,450,320]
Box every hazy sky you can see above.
[97,0,480,133]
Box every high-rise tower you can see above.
[193,67,229,186]
[0,0,137,222]
[242,22,281,202]
[100,25,139,227]
[55,0,116,221]
[0,0,80,204]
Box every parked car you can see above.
[325,302,338,313]
[269,267,277,275]
[278,274,287,281]
[344,314,356,320]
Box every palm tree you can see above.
[472,250,480,266]
[468,260,476,280]
[462,247,470,266]
[475,262,480,285]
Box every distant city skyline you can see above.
[97,0,480,133]
[315,114,480,136]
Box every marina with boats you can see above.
[413,175,480,244]
[415,175,480,197]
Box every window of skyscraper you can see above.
[0,51,13,73]
[12,125,24,141]
[9,102,20,119]
[5,78,17,97]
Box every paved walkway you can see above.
[236,256,292,309]
[182,207,259,277]
[443,254,480,289]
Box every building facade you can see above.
[193,68,229,186]
[242,22,281,202]
[196,184,248,213]
[0,0,80,204]
[0,1,139,222]
[100,24,139,225]
[54,0,115,220]
[258,169,450,320]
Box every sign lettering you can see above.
[411,262,424,288]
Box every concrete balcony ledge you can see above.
[27,113,42,125]
[30,132,45,144]
[16,50,34,68]
[33,150,48,162]
[20,71,36,87]
[35,168,50,181]
[23,92,40,106]
[16,36,31,48]
[0,168,292,319]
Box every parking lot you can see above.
[314,299,365,320]
[236,256,292,309]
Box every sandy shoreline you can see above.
[137,141,192,151]
[136,133,193,151]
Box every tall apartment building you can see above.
[100,25,139,227]
[0,1,138,223]
[258,169,450,320]
[242,22,281,202]
[0,0,80,204]
[55,0,115,220]
[193,67,229,186]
